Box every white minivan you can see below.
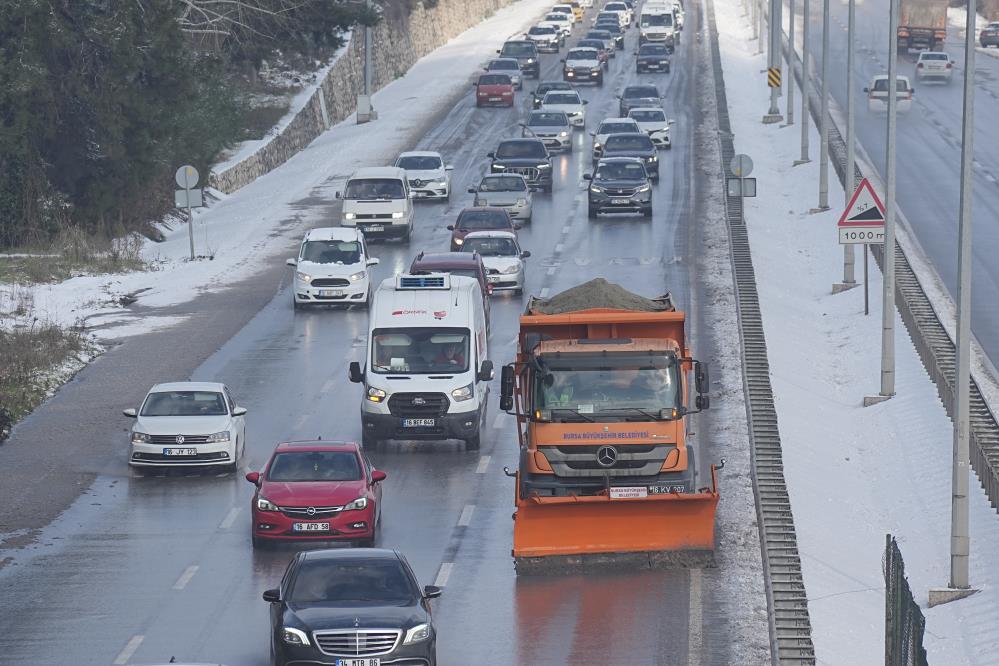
[348,273,493,449]
[639,7,677,47]
[337,166,415,241]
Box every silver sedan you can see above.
[468,174,533,223]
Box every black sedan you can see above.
[265,548,441,666]
[488,139,553,193]
[600,133,659,179]
[618,84,663,116]
[531,80,574,109]
[636,43,671,73]
[594,20,626,49]
[585,157,653,218]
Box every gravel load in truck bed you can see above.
[527,278,675,314]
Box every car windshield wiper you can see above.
[548,408,595,422]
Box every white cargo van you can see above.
[337,166,415,241]
[348,273,493,449]
[639,6,677,47]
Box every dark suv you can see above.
[498,40,541,78]
[410,251,492,325]
[601,133,659,179]
[488,139,553,193]
[619,84,663,116]
[585,157,653,218]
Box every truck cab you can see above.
[349,274,493,450]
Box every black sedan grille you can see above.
[313,629,401,657]
[149,434,209,445]
[387,392,449,418]
[311,278,350,288]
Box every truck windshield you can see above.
[371,327,470,374]
[532,353,680,419]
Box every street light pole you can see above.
[816,0,831,210]
[880,0,899,399]
[764,0,783,122]
[787,0,796,125]
[838,0,858,289]
[795,0,811,165]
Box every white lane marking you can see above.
[476,455,491,473]
[562,225,572,233]
[320,379,336,394]
[458,505,475,527]
[547,266,557,276]
[219,506,241,530]
[173,565,199,590]
[434,562,454,587]
[688,567,703,666]
[113,635,144,665]
[492,412,505,430]
[540,287,550,298]
[554,243,565,253]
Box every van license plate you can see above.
[318,290,344,297]
[293,522,330,532]
[163,448,198,456]
[402,418,435,427]
[336,659,380,666]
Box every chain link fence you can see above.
[883,534,928,666]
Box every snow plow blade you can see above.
[513,470,719,574]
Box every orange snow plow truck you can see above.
[499,279,721,572]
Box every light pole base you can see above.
[832,281,859,294]
[929,587,979,608]
[863,394,893,407]
[793,159,811,167]
[762,113,783,124]
[356,95,377,124]
[808,206,831,214]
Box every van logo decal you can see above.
[392,309,427,316]
[433,310,447,319]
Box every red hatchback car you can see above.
[474,73,515,107]
[246,440,385,548]
[447,207,520,251]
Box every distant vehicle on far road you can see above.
[914,51,952,84]
[981,21,999,47]
[864,74,913,114]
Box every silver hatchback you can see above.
[468,174,534,223]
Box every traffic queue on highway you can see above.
[120,0,688,664]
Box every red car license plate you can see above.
[293,522,330,532]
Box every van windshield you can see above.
[641,13,673,27]
[371,327,471,374]
[344,178,405,200]
[301,240,361,264]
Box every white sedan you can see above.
[914,51,952,84]
[591,117,641,161]
[124,382,247,471]
[864,74,913,114]
[541,90,588,128]
[394,150,453,200]
[540,12,573,38]
[460,231,530,294]
[628,107,674,149]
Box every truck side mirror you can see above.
[348,361,364,384]
[695,360,709,395]
[478,360,494,382]
[500,364,515,411]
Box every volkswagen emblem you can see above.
[306,507,316,516]
[413,397,426,406]
[596,446,618,467]
[175,435,185,444]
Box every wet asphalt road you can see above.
[0,4,737,665]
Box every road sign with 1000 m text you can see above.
[838,177,885,245]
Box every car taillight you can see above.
[946,62,953,69]
[916,63,923,69]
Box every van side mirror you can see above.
[348,361,364,384]
[500,364,515,411]
[367,257,380,266]
[695,360,710,395]
[445,164,454,171]
[286,258,297,266]
[513,224,522,230]
[487,152,495,158]
[478,360,495,382]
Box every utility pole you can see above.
[764,0,783,123]
[794,0,811,165]
[929,0,980,608]
[758,0,766,54]
[787,0,796,125]
[357,0,377,123]
[815,0,831,210]
[834,0,858,292]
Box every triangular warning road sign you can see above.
[838,178,886,227]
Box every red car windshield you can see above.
[266,451,362,482]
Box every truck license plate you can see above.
[318,289,344,297]
[163,448,198,456]
[336,659,380,666]
[402,418,435,427]
[293,522,330,532]
[649,484,687,494]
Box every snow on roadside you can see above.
[0,0,552,340]
[716,0,999,663]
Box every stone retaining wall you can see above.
[209,0,516,194]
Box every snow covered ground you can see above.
[715,0,999,663]
[0,0,552,341]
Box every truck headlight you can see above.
[131,431,150,443]
[349,270,366,282]
[366,387,387,403]
[344,497,368,511]
[344,212,356,220]
[451,383,474,402]
[257,496,278,512]
[282,627,310,646]
[295,271,312,283]
[391,211,405,219]
[404,623,431,644]
[206,431,230,443]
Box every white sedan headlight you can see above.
[344,497,368,511]
[502,263,521,274]
[131,431,150,443]
[206,431,230,443]
[295,271,312,283]
[404,623,431,644]
[349,270,366,282]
